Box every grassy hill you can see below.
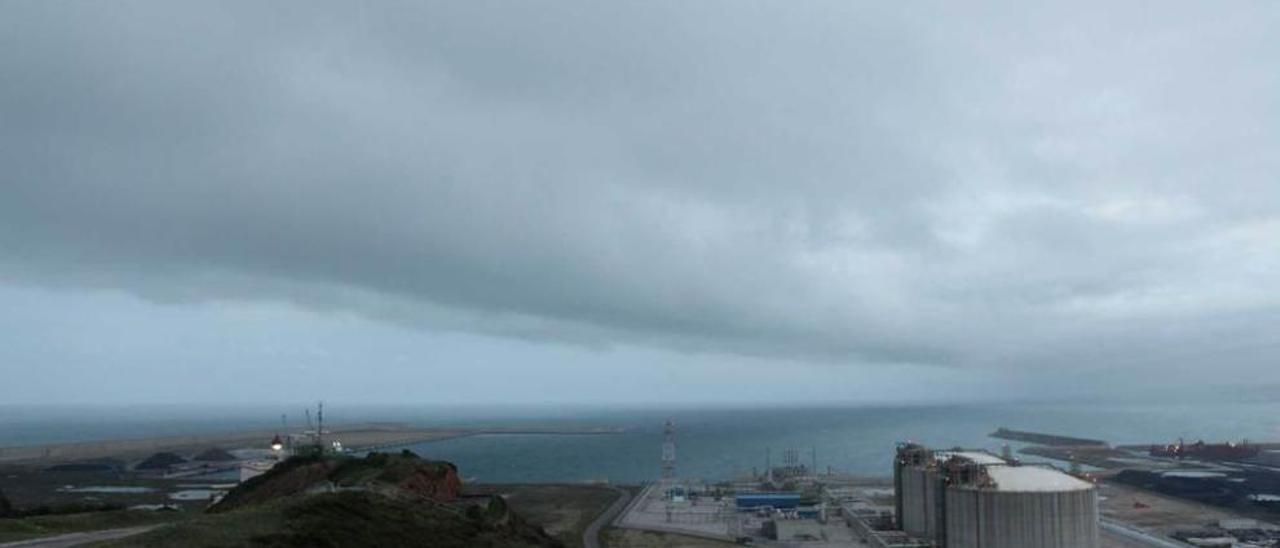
[109,450,563,548]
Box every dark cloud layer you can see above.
[2,1,1279,379]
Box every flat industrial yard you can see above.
[602,528,736,548]
[1099,480,1239,535]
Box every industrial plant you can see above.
[16,413,1280,547]
[613,424,1109,547]
[893,443,1099,548]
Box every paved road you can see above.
[0,525,161,548]
[583,486,631,548]
[1103,530,1169,548]
[1101,520,1191,548]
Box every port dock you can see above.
[990,427,1107,447]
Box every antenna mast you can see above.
[662,419,677,523]
[316,402,324,449]
[661,419,676,483]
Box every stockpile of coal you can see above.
[44,458,125,472]
[135,452,188,470]
[192,448,237,462]
[1115,468,1280,510]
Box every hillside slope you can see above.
[114,451,562,548]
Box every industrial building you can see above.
[894,443,1099,548]
[735,492,802,510]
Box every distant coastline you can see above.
[0,423,625,465]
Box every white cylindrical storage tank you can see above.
[897,465,949,545]
[945,466,1098,548]
[901,463,931,537]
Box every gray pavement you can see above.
[0,525,161,548]
[1101,520,1191,548]
[584,486,631,548]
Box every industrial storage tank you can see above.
[894,444,1098,548]
[896,460,940,538]
[944,465,1098,548]
[894,444,940,540]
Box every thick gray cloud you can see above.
[2,0,1279,388]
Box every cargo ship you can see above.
[1149,438,1261,460]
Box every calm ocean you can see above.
[3,402,1277,483]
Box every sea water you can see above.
[3,402,1277,483]
[395,402,1280,482]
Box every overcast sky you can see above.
[2,1,1278,406]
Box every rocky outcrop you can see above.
[397,464,462,500]
[358,452,461,501]
[210,450,461,513]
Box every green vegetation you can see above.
[211,450,461,514]
[209,453,337,513]
[112,451,562,547]
[329,450,457,487]
[468,484,620,548]
[98,500,289,547]
[274,491,555,548]
[2,452,582,547]
[111,488,561,547]
[0,509,187,543]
